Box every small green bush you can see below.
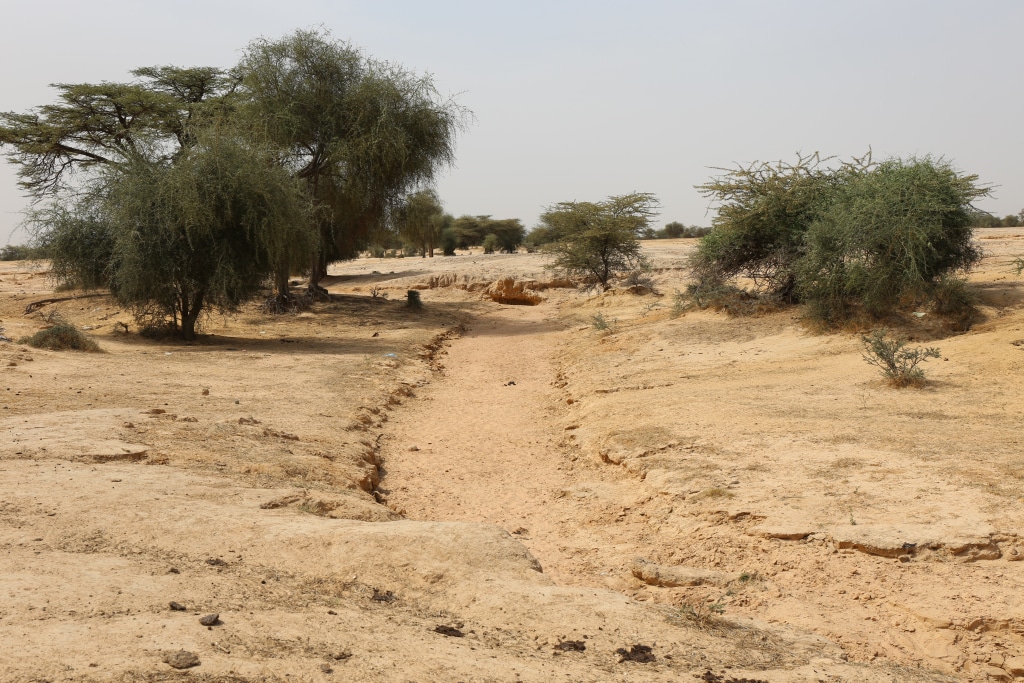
[20,323,101,352]
[440,228,457,256]
[482,234,498,254]
[406,289,423,309]
[861,330,940,387]
[590,312,611,331]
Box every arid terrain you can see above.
[2,228,1023,682]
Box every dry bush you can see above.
[20,323,101,352]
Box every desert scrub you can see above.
[20,323,101,352]
[861,329,940,387]
[590,312,612,331]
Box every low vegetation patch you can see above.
[861,329,940,387]
[689,153,988,327]
[20,323,101,352]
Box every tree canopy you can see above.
[690,153,989,324]
[393,189,445,257]
[235,29,467,294]
[33,131,311,339]
[543,193,658,288]
[0,29,467,336]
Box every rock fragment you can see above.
[163,650,200,669]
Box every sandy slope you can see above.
[1,232,1022,681]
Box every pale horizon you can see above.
[3,0,1023,245]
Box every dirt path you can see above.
[378,303,659,589]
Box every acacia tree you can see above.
[394,189,445,257]
[34,133,311,339]
[1,66,316,338]
[691,152,864,300]
[236,29,466,297]
[543,193,658,288]
[0,67,233,196]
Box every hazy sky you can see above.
[2,1,1023,244]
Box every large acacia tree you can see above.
[0,66,233,196]
[2,29,467,332]
[23,132,311,340]
[236,29,467,297]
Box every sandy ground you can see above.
[1,230,1022,681]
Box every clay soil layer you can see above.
[2,229,1022,682]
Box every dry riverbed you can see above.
[1,230,1022,681]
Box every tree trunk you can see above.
[180,291,204,341]
[274,264,291,302]
[307,254,330,300]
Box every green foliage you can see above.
[691,153,989,324]
[406,289,423,309]
[0,68,233,197]
[590,312,611,331]
[971,209,1024,228]
[692,153,857,300]
[861,330,941,387]
[0,243,49,261]
[393,189,445,257]
[481,234,499,254]
[2,29,468,316]
[236,29,467,291]
[662,221,685,238]
[544,193,658,288]
[798,157,985,323]
[20,323,100,352]
[37,132,312,340]
[450,215,524,250]
[440,228,457,256]
[488,219,526,253]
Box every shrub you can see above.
[861,330,940,387]
[662,221,685,238]
[440,228,457,256]
[930,276,977,331]
[590,312,611,331]
[406,289,423,309]
[0,244,49,261]
[20,323,101,352]
[481,234,499,254]
[621,270,657,292]
[797,157,984,324]
[692,153,848,300]
[693,153,989,325]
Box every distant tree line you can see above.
[970,209,1024,228]
[0,29,467,338]
[641,221,712,239]
[0,243,49,261]
[366,208,526,257]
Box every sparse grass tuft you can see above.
[690,487,734,501]
[20,323,101,352]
